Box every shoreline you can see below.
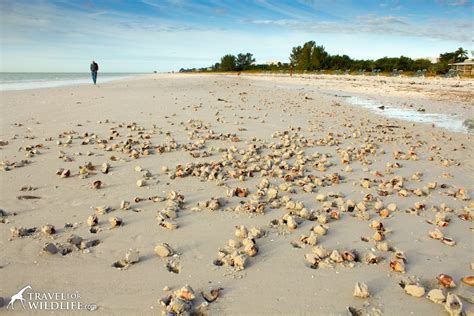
[0,73,153,92]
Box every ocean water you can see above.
[0,72,144,91]
[345,96,471,134]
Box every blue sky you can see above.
[0,0,472,72]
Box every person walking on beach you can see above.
[90,60,99,85]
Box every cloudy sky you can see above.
[0,0,472,72]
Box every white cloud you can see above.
[247,15,472,43]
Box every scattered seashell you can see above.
[232,253,247,270]
[109,217,123,228]
[228,239,241,249]
[113,259,129,269]
[313,246,329,258]
[235,225,248,239]
[174,285,195,301]
[347,306,363,316]
[167,297,192,314]
[387,203,397,212]
[353,282,370,298]
[461,276,474,287]
[267,188,278,200]
[316,194,326,202]
[92,180,102,189]
[441,237,456,246]
[159,219,178,230]
[389,259,405,273]
[403,284,425,297]
[437,274,456,288]
[120,200,130,210]
[59,169,70,178]
[40,224,55,235]
[429,229,444,240]
[312,224,328,236]
[87,214,98,227]
[201,288,221,303]
[427,289,445,304]
[101,162,110,174]
[305,253,319,268]
[95,205,111,214]
[330,250,343,263]
[365,252,380,264]
[155,243,174,257]
[125,249,140,264]
[375,241,389,252]
[373,231,384,241]
[136,179,146,187]
[444,293,463,316]
[244,244,258,257]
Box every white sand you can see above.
[0,73,473,315]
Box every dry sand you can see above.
[0,73,473,315]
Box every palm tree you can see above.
[455,47,468,62]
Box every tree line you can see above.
[179,42,469,74]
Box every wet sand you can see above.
[0,73,473,315]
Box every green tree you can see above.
[289,45,303,67]
[236,53,255,71]
[454,47,468,62]
[310,45,329,70]
[220,54,237,71]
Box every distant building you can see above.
[419,57,439,63]
[449,60,474,75]
[265,60,279,65]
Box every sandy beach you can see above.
[1,73,473,315]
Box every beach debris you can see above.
[427,289,445,304]
[312,224,328,236]
[16,195,41,200]
[125,249,139,263]
[444,293,463,316]
[56,168,70,178]
[120,200,131,210]
[159,285,195,314]
[399,280,425,297]
[101,162,110,174]
[235,225,248,239]
[437,274,456,288]
[429,229,444,240]
[95,205,112,215]
[154,243,174,257]
[166,260,181,274]
[109,217,123,228]
[159,218,178,230]
[113,249,139,269]
[40,224,56,235]
[389,258,405,273]
[353,282,370,298]
[91,180,102,189]
[87,214,98,227]
[347,306,364,316]
[461,276,474,287]
[10,226,36,238]
[201,287,222,303]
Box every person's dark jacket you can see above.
[90,62,99,72]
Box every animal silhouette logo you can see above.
[6,285,32,310]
